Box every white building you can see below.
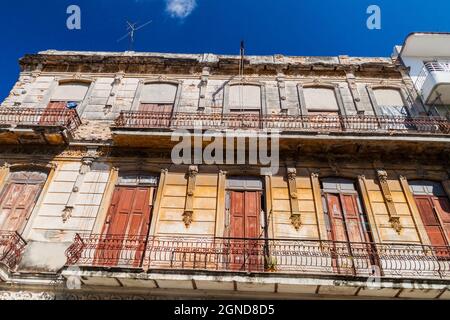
[395,32,450,118]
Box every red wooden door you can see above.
[415,196,449,258]
[0,182,43,233]
[40,102,66,125]
[324,193,369,274]
[434,197,450,241]
[96,186,154,267]
[229,191,262,271]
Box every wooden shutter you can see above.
[104,187,152,237]
[415,196,448,247]
[230,191,245,238]
[341,194,366,243]
[98,186,154,267]
[0,172,46,233]
[244,191,261,239]
[433,197,450,242]
[326,194,347,242]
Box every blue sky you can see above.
[1,0,450,100]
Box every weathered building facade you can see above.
[0,39,449,299]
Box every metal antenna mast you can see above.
[117,20,153,51]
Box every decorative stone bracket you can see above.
[287,168,301,230]
[105,73,124,112]
[377,170,402,234]
[277,74,288,111]
[62,155,96,223]
[198,68,210,111]
[183,166,198,228]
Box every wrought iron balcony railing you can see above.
[66,234,450,280]
[113,111,450,135]
[0,231,27,270]
[0,107,82,133]
[65,233,148,269]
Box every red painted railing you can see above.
[113,111,450,135]
[0,107,82,133]
[0,231,27,270]
[66,234,450,280]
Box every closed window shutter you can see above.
[52,83,89,102]
[140,83,177,104]
[304,88,339,112]
[229,85,261,110]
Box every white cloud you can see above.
[166,0,197,19]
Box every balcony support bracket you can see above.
[377,169,403,235]
[287,168,302,230]
[183,166,198,228]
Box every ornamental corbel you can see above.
[183,166,198,228]
[389,216,403,235]
[62,206,73,223]
[376,169,403,234]
[287,168,302,230]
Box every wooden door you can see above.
[415,196,449,258]
[0,183,42,233]
[229,191,262,271]
[40,101,66,125]
[324,193,369,274]
[96,186,154,267]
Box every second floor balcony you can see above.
[112,111,450,136]
[65,234,450,281]
[0,107,81,145]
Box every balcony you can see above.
[65,234,148,269]
[110,111,450,149]
[66,234,450,281]
[113,111,450,134]
[0,107,82,145]
[415,61,450,105]
[0,231,27,271]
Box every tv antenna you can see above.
[117,20,153,51]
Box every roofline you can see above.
[398,31,450,58]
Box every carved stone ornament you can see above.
[290,214,302,231]
[62,206,73,223]
[287,168,298,199]
[188,165,199,178]
[287,168,297,181]
[183,166,198,227]
[80,157,94,174]
[389,216,402,235]
[182,210,194,228]
[377,170,388,183]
